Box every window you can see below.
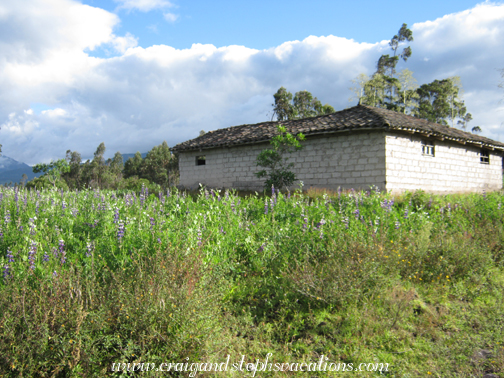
[480,150,489,164]
[421,140,434,157]
[196,155,206,166]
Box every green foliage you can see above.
[272,87,334,121]
[32,159,70,187]
[255,125,305,190]
[1,187,504,376]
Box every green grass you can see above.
[0,185,503,377]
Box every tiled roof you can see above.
[172,105,504,152]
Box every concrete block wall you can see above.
[178,131,387,191]
[385,133,503,193]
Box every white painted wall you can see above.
[385,133,503,193]
[178,131,387,191]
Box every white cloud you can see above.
[163,12,178,22]
[0,0,504,165]
[115,0,174,12]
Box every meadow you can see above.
[0,184,503,377]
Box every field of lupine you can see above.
[1,185,504,377]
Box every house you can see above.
[171,105,504,193]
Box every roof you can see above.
[172,105,504,153]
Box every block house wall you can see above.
[178,131,387,192]
[385,133,503,193]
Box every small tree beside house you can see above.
[255,125,305,190]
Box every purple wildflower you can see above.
[395,221,401,229]
[353,208,360,219]
[59,240,66,264]
[43,250,49,263]
[404,209,409,219]
[7,249,14,263]
[197,228,202,246]
[3,265,9,280]
[220,226,226,235]
[264,200,268,215]
[86,241,93,257]
[158,238,162,244]
[4,210,10,224]
[150,217,155,230]
[28,241,37,271]
[62,201,66,210]
[53,271,57,277]
[29,218,36,236]
[117,223,125,242]
[303,217,309,232]
[257,242,267,253]
[113,207,119,224]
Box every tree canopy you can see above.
[272,87,334,121]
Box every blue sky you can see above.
[0,0,503,164]
[85,0,485,51]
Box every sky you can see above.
[1,0,503,164]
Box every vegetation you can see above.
[272,87,335,121]
[0,185,503,376]
[255,125,305,190]
[350,24,474,131]
[25,141,178,192]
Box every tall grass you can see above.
[1,185,503,376]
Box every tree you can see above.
[32,159,70,187]
[255,125,305,190]
[472,126,482,134]
[415,78,463,125]
[349,73,370,105]
[375,23,414,108]
[397,69,419,114]
[142,141,178,187]
[272,87,295,121]
[124,152,144,179]
[458,113,473,131]
[20,174,28,186]
[361,74,387,108]
[272,87,334,121]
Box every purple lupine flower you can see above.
[271,184,275,196]
[7,249,14,263]
[86,241,93,257]
[270,198,275,212]
[3,265,9,280]
[29,218,36,236]
[18,225,23,232]
[342,217,349,229]
[167,189,170,198]
[220,226,226,235]
[62,201,66,210]
[28,241,37,270]
[257,242,267,253]
[395,221,401,229]
[353,208,360,219]
[117,223,125,242]
[150,217,155,230]
[404,209,409,219]
[59,240,66,264]
[287,190,291,200]
[113,207,119,224]
[264,200,268,215]
[43,250,49,263]
[197,228,202,246]
[230,201,236,213]
[111,193,117,200]
[53,271,57,277]
[23,195,27,208]
[71,208,78,217]
[4,210,10,224]
[157,238,162,244]
[303,217,309,232]
[483,190,487,199]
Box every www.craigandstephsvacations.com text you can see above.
[111,354,390,376]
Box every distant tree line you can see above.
[349,24,481,134]
[26,141,179,191]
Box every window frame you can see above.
[480,149,490,164]
[196,155,206,166]
[421,140,435,157]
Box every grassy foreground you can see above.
[0,185,503,377]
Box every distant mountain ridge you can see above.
[0,152,149,186]
[0,155,42,185]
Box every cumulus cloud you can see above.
[0,0,504,164]
[114,0,174,12]
[163,12,179,22]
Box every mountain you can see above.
[0,155,42,185]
